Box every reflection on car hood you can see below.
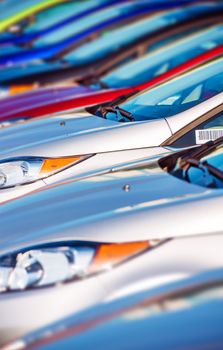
[0,85,93,113]
[13,268,223,350]
[0,163,215,254]
[0,115,170,158]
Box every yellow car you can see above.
[0,0,67,32]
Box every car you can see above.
[5,268,223,350]
[0,0,201,67]
[0,2,220,69]
[1,9,222,100]
[1,138,223,345]
[1,24,223,122]
[0,58,223,202]
[0,0,66,33]
[0,0,136,47]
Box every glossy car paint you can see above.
[0,0,66,33]
[0,2,220,67]
[0,146,223,344]
[0,58,223,203]
[5,269,223,350]
[0,1,223,347]
[1,4,222,90]
[0,0,189,47]
[0,42,222,122]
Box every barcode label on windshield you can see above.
[195,129,223,144]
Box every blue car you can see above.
[0,2,222,88]
[0,0,135,46]
[0,0,209,67]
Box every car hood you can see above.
[0,162,216,254]
[0,86,135,122]
[0,85,95,120]
[0,114,170,158]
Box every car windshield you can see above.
[169,143,223,189]
[0,60,64,83]
[0,3,220,84]
[102,25,223,88]
[166,105,223,148]
[24,0,114,33]
[105,58,223,123]
[24,2,86,33]
[34,1,161,47]
[0,0,42,20]
[64,3,218,65]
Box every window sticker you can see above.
[195,128,223,144]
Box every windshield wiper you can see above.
[79,76,109,88]
[77,73,110,89]
[86,91,136,117]
[159,137,223,174]
[96,105,135,122]
[178,157,223,187]
[183,137,223,161]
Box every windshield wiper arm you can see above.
[76,73,109,89]
[73,65,114,90]
[179,157,223,184]
[183,137,223,161]
[86,91,136,117]
[96,105,135,122]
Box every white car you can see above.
[0,58,223,203]
[0,138,223,344]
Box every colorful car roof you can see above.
[0,0,212,67]
[0,0,66,33]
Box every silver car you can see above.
[0,138,223,344]
[0,58,223,203]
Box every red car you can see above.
[1,30,223,124]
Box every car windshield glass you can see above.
[169,144,223,188]
[33,2,127,46]
[0,0,42,20]
[102,25,223,88]
[24,0,114,33]
[109,58,223,123]
[24,2,85,33]
[64,3,218,65]
[167,108,223,148]
[34,1,162,47]
[0,60,64,83]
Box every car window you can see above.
[64,4,222,65]
[168,110,223,148]
[64,7,189,65]
[102,25,223,88]
[33,2,125,47]
[24,2,83,33]
[160,142,223,189]
[119,59,223,122]
[178,146,223,189]
[0,0,42,20]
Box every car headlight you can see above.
[0,240,163,292]
[0,155,92,189]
